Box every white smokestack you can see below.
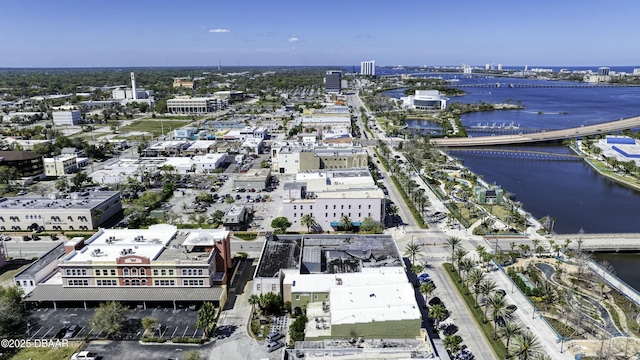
[130,72,137,100]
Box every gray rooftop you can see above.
[26,284,225,302]
[256,234,402,277]
[283,182,306,191]
[255,238,301,278]
[225,204,246,217]
[15,243,65,279]
[0,191,120,210]
[155,232,214,262]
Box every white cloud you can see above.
[209,28,231,33]
[288,37,299,43]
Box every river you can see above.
[384,73,640,287]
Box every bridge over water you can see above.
[431,115,640,147]
[552,233,640,252]
[448,83,640,89]
[448,148,582,161]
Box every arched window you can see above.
[124,280,130,286]
[140,268,146,276]
[132,268,137,276]
[123,268,129,276]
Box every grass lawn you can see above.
[120,119,193,137]
[9,340,83,360]
[0,261,32,287]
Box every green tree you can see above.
[300,214,317,233]
[289,314,308,342]
[467,268,485,303]
[443,334,463,353]
[184,351,201,360]
[458,257,475,284]
[271,216,292,234]
[453,247,468,275]
[339,214,353,232]
[428,303,449,328]
[444,237,462,271]
[486,293,508,339]
[478,278,497,321]
[420,283,435,306]
[404,240,423,265]
[257,293,283,315]
[209,210,225,224]
[141,316,159,335]
[155,99,168,115]
[71,170,91,190]
[500,321,521,357]
[0,166,18,185]
[0,286,25,337]
[358,216,383,234]
[510,331,542,360]
[196,302,218,338]
[91,301,129,338]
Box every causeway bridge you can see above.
[431,115,640,147]
[551,233,640,252]
[448,148,581,161]
[448,83,640,89]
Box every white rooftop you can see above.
[330,283,421,325]
[185,141,217,151]
[192,153,226,164]
[65,224,178,263]
[182,230,230,247]
[284,267,407,293]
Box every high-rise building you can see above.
[360,60,376,76]
[325,70,342,94]
[598,67,610,76]
[485,64,490,71]
[497,64,503,71]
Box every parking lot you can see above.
[27,307,201,342]
[165,157,290,232]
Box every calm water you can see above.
[390,76,640,288]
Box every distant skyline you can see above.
[1,0,639,68]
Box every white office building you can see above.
[400,90,448,110]
[52,110,81,126]
[360,60,375,76]
[282,169,385,231]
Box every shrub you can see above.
[141,337,166,343]
[172,337,204,344]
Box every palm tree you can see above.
[420,283,435,306]
[443,334,463,354]
[467,268,485,303]
[510,331,542,360]
[531,238,540,254]
[444,237,462,271]
[453,247,469,275]
[300,214,317,233]
[339,214,353,232]
[428,304,448,328]
[387,204,399,217]
[404,239,423,265]
[500,321,521,357]
[248,294,260,314]
[479,278,497,321]
[486,293,508,339]
[458,257,475,284]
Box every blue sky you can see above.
[1,0,639,67]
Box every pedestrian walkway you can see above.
[486,267,574,360]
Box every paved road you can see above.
[429,262,496,360]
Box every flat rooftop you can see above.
[0,191,119,211]
[256,235,402,277]
[255,237,301,278]
[15,243,65,279]
[225,204,246,217]
[284,266,407,293]
[145,141,189,150]
[330,282,421,325]
[235,168,271,181]
[185,141,217,150]
[64,224,177,263]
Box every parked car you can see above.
[266,331,284,342]
[71,351,99,360]
[506,304,518,313]
[265,340,285,352]
[495,289,506,298]
[64,325,78,339]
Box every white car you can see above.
[71,351,99,360]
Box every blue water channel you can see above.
[384,75,640,288]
